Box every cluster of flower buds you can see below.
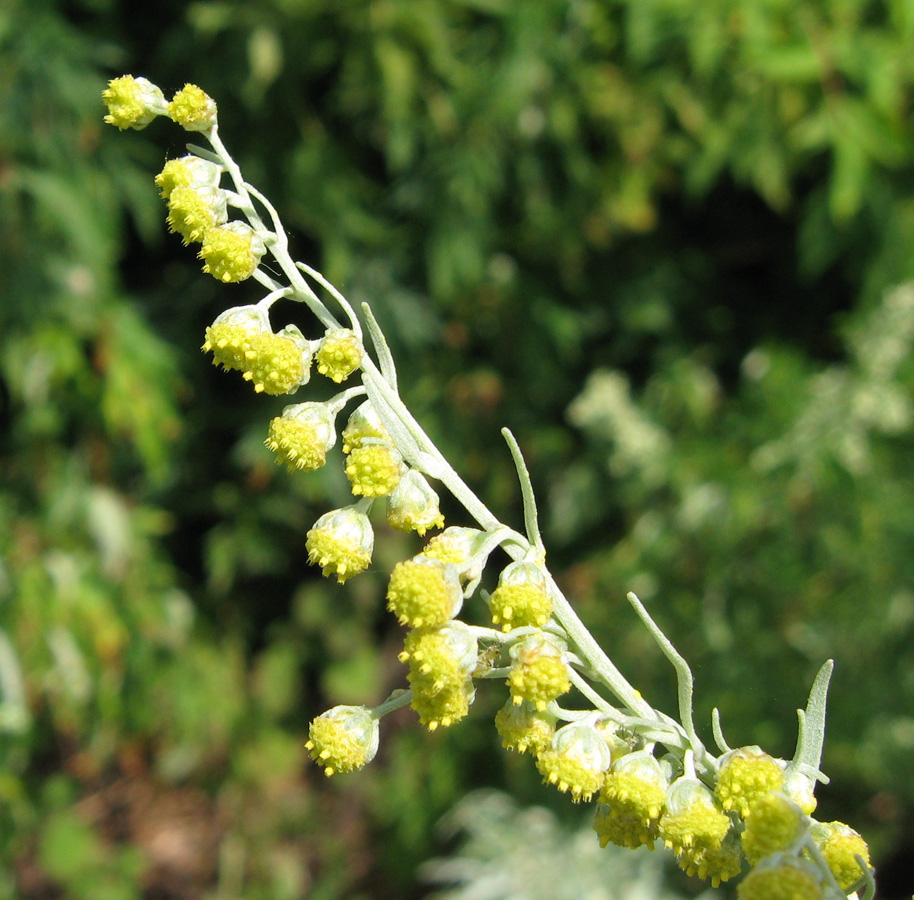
[105,77,875,898]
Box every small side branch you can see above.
[501,428,544,555]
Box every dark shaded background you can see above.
[3,1,914,897]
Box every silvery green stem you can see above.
[501,428,544,555]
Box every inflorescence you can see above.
[104,75,875,899]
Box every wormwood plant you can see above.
[103,76,876,899]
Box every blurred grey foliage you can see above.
[421,790,720,900]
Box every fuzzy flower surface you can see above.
[737,855,825,900]
[507,632,571,710]
[242,326,310,395]
[810,821,871,891]
[494,700,556,755]
[155,155,222,199]
[595,750,669,850]
[266,402,336,470]
[306,705,379,776]
[316,328,362,382]
[536,722,612,802]
[741,792,806,865]
[199,221,266,283]
[341,401,390,453]
[168,83,218,131]
[715,746,785,816]
[386,556,463,628]
[102,75,167,130]
[167,185,228,244]
[345,441,404,497]
[488,561,552,631]
[386,470,445,535]
[306,506,374,582]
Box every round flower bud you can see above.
[202,304,265,372]
[420,526,490,584]
[810,821,871,891]
[488,561,552,631]
[386,556,463,628]
[346,440,404,497]
[410,677,474,731]
[167,184,228,244]
[316,328,362,383]
[102,75,167,130]
[266,401,337,470]
[168,83,218,131]
[199,221,266,283]
[494,700,556,755]
[387,470,445,535]
[595,750,670,850]
[341,401,390,453]
[507,632,571,710]
[658,776,732,861]
[536,721,613,802]
[737,855,825,900]
[715,746,785,816]
[243,325,311,395]
[741,792,806,865]
[305,705,379,776]
[155,155,222,200]
[306,506,373,583]
[399,621,478,694]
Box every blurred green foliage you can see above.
[2,0,914,897]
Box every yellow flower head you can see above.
[678,832,744,888]
[199,221,266,283]
[399,621,478,696]
[341,401,390,454]
[168,83,218,131]
[345,440,404,497]
[488,561,552,631]
[102,75,167,130]
[595,750,670,849]
[494,700,556,755]
[507,632,571,710]
[243,325,311,395]
[536,721,613,802]
[387,470,445,535]
[155,155,222,200]
[737,855,824,900]
[306,705,379,776]
[410,677,474,731]
[420,526,489,582]
[316,328,362,383]
[658,776,731,856]
[715,746,785,816]
[202,305,265,372]
[810,821,871,891]
[386,556,463,628]
[265,401,337,470]
[306,506,374,582]
[167,185,228,244]
[741,792,806,865]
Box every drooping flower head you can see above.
[740,791,807,865]
[387,469,445,535]
[809,821,872,892]
[305,705,379,776]
[168,83,218,131]
[494,700,556,755]
[595,749,670,850]
[507,632,571,710]
[658,774,732,876]
[345,439,404,497]
[306,506,374,582]
[316,328,362,383]
[737,854,825,900]
[202,304,266,372]
[536,721,613,802]
[715,745,785,816]
[487,560,553,631]
[199,221,267,283]
[386,556,463,628]
[102,75,168,130]
[266,401,337,470]
[167,185,228,244]
[155,155,222,200]
[341,401,390,453]
[399,621,478,695]
[420,526,490,583]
